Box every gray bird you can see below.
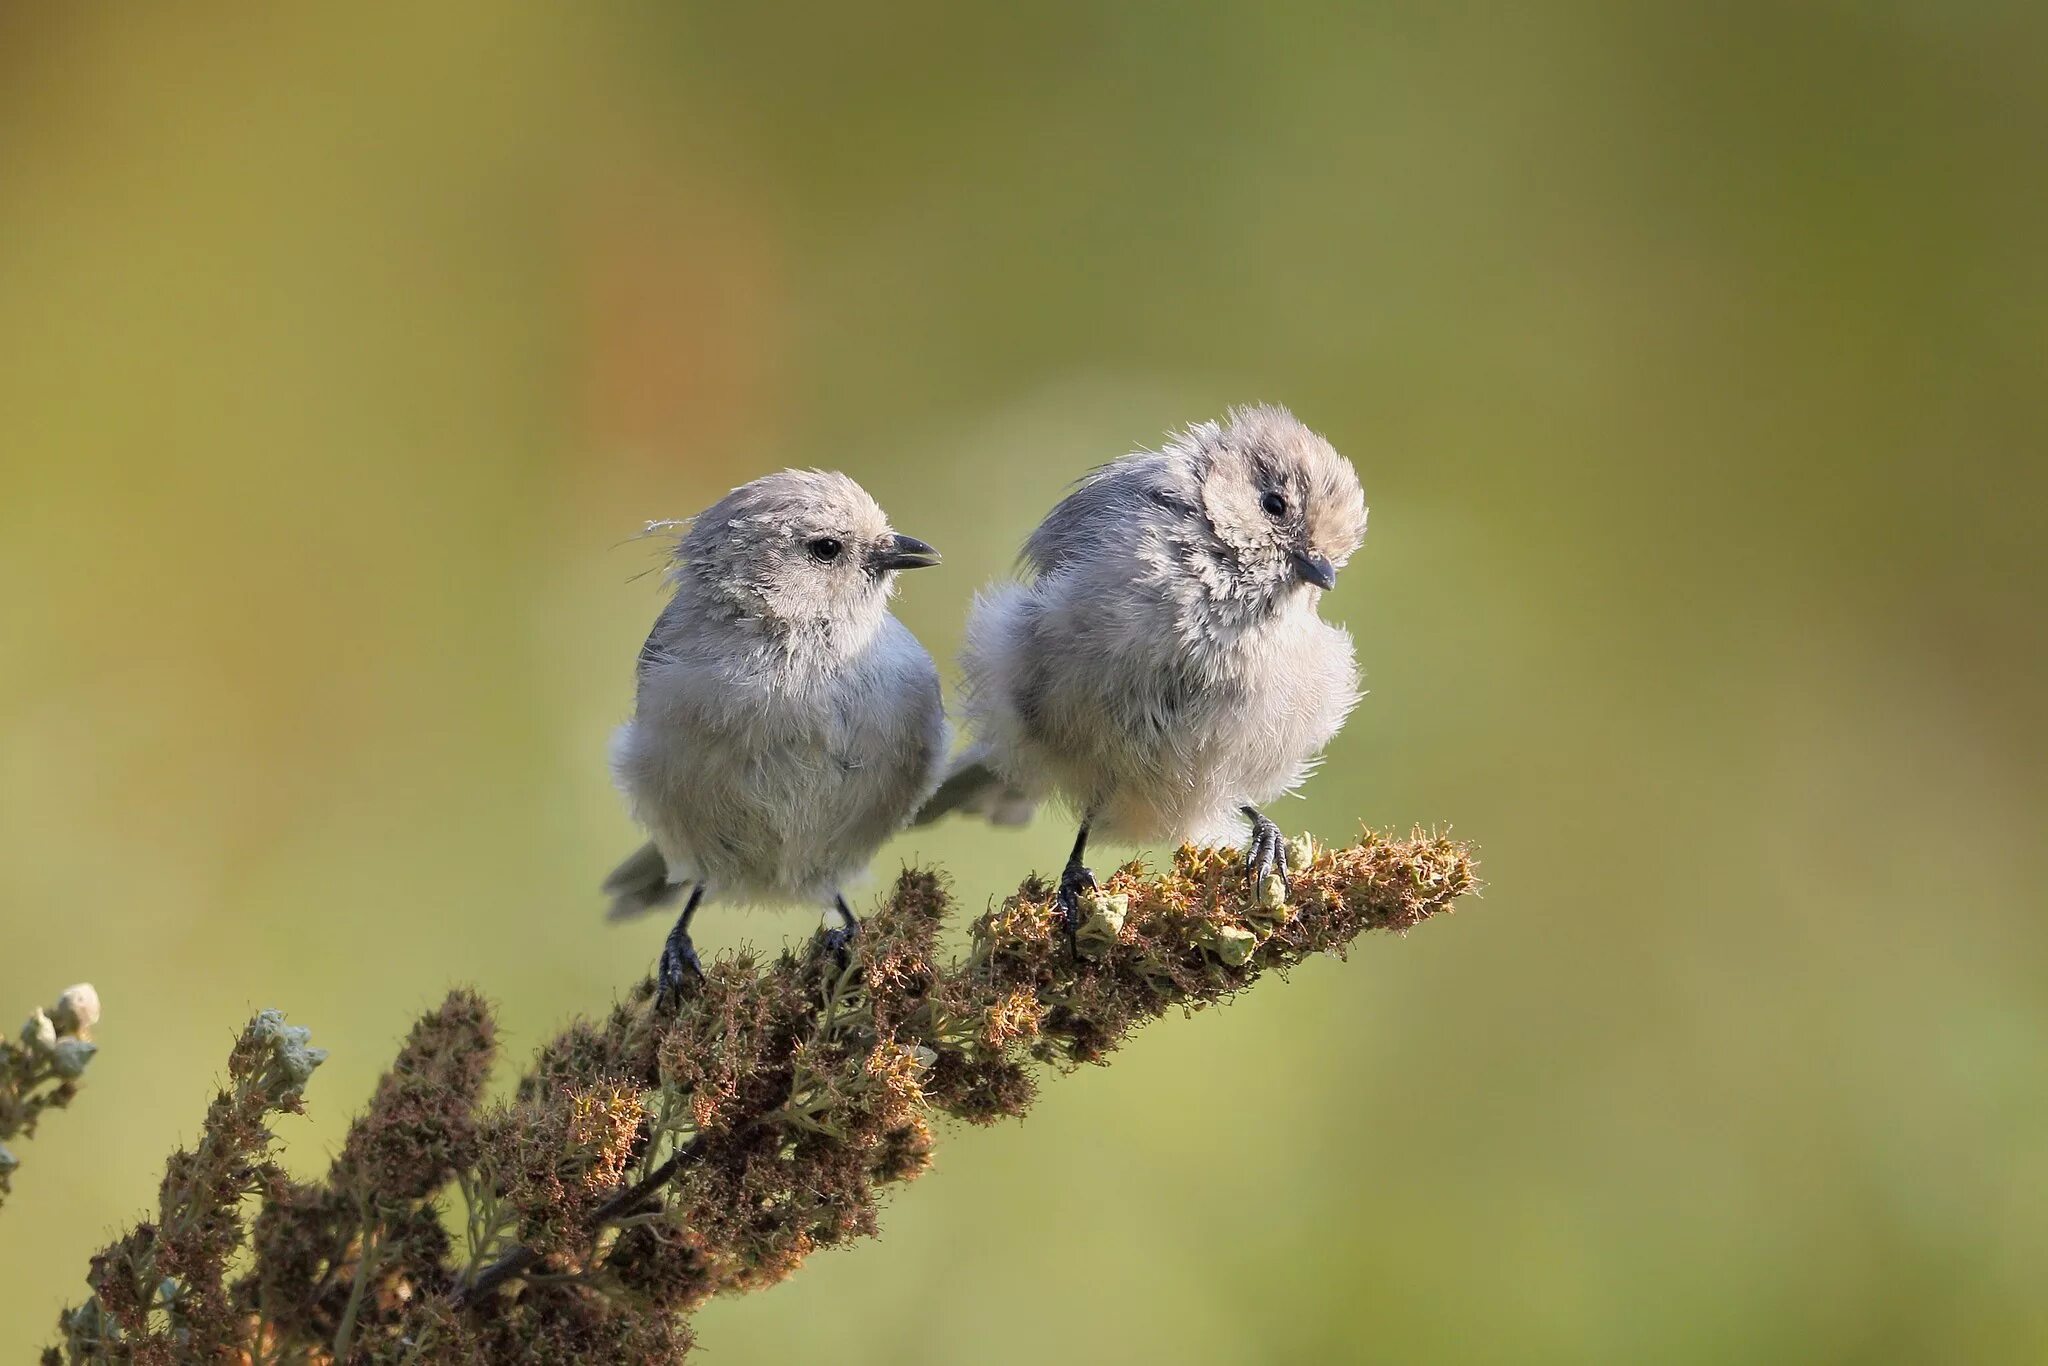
[916,405,1367,930]
[604,469,948,1004]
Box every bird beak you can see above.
[872,533,942,572]
[1292,551,1338,590]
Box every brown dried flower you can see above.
[40,829,1473,1364]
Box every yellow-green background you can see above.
[4,4,2045,1360]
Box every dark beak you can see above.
[872,533,942,572]
[1293,551,1338,591]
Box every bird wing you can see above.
[911,754,1038,829]
[635,595,692,681]
[601,841,688,921]
[1021,452,1199,577]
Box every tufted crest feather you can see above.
[1022,405,1366,594]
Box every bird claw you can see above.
[1054,862,1096,953]
[656,934,703,1011]
[1243,812,1290,888]
[820,920,859,970]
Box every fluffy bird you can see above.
[605,470,948,1005]
[918,405,1367,929]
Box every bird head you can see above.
[677,470,939,639]
[1191,405,1367,608]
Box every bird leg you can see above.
[1241,806,1290,887]
[656,886,706,1010]
[820,894,861,967]
[1054,821,1096,949]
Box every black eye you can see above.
[807,537,843,563]
[1261,490,1289,519]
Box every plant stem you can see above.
[333,1222,383,1362]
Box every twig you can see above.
[452,1245,540,1308]
[454,1139,705,1306]
[332,1220,383,1360]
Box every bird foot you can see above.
[1243,811,1290,888]
[656,933,704,1011]
[1054,861,1097,952]
[819,919,859,970]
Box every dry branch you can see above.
[2,984,102,1212]
[41,829,1475,1364]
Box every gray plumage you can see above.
[606,469,947,997]
[602,840,680,921]
[922,406,1365,915]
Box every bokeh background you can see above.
[5,3,2046,1360]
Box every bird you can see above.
[604,469,949,1006]
[915,405,1367,934]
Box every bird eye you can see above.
[1261,491,1289,519]
[807,537,844,563]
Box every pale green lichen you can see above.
[22,1009,57,1054]
[247,1007,328,1102]
[1202,922,1261,966]
[1287,830,1318,871]
[1074,888,1131,958]
[49,1040,96,1080]
[50,986,100,1038]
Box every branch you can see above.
[1,984,103,1212]
[455,1140,703,1306]
[40,828,1475,1364]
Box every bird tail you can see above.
[602,841,688,921]
[911,748,1039,828]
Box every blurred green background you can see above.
[4,3,2046,1360]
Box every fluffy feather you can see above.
[943,405,1365,846]
[609,470,949,913]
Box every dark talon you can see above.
[1052,822,1095,954]
[1242,806,1288,888]
[656,886,706,1010]
[821,897,861,968]
[1054,861,1096,951]
[656,937,703,1009]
